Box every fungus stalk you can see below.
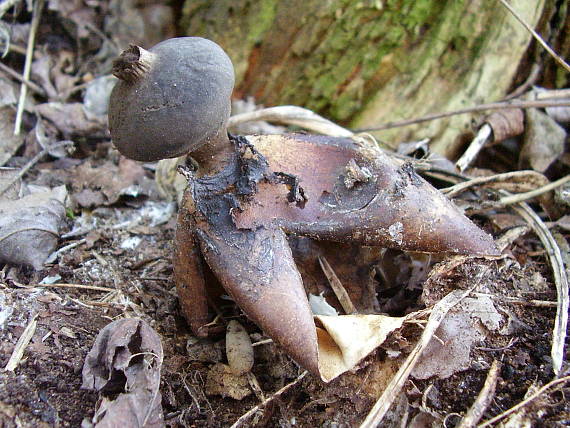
[188,129,237,177]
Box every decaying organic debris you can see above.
[108,37,498,381]
[82,318,164,427]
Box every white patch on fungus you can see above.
[388,222,404,245]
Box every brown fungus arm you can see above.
[174,189,209,337]
[196,221,320,377]
[233,134,499,256]
[181,146,320,375]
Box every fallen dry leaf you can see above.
[316,314,406,382]
[484,109,524,142]
[546,103,570,124]
[411,295,502,380]
[226,320,254,376]
[0,168,20,199]
[0,107,25,166]
[31,55,60,100]
[105,0,175,50]
[0,185,67,269]
[519,108,566,172]
[552,214,570,232]
[205,363,251,400]
[83,75,117,117]
[70,157,153,208]
[47,0,98,40]
[82,318,164,428]
[309,293,339,316]
[35,102,108,138]
[0,77,17,108]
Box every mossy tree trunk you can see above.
[182,0,549,158]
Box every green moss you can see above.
[246,0,278,44]
[400,0,439,32]
[182,0,542,130]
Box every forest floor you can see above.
[0,1,569,427]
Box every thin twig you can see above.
[4,312,38,371]
[355,100,570,133]
[458,360,501,428]
[473,293,557,308]
[14,0,44,135]
[230,371,308,428]
[498,0,570,73]
[251,338,273,347]
[68,297,126,308]
[45,239,87,264]
[0,61,46,96]
[535,88,570,100]
[3,43,28,56]
[499,175,570,206]
[478,375,570,427]
[318,255,357,314]
[456,123,493,172]
[494,225,530,252]
[0,140,74,196]
[441,170,547,198]
[476,337,518,352]
[30,283,116,292]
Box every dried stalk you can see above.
[4,313,38,371]
[473,293,557,308]
[229,105,353,137]
[507,197,568,375]
[499,175,570,205]
[442,170,547,198]
[457,360,501,428]
[0,61,46,96]
[31,283,116,292]
[498,0,570,73]
[456,124,493,172]
[318,255,357,314]
[230,371,308,428]
[356,99,570,132]
[14,0,44,135]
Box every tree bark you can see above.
[182,0,548,158]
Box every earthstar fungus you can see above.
[109,37,499,381]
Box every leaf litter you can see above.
[0,184,67,269]
[0,1,568,427]
[82,318,165,427]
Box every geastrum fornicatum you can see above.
[109,37,499,381]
